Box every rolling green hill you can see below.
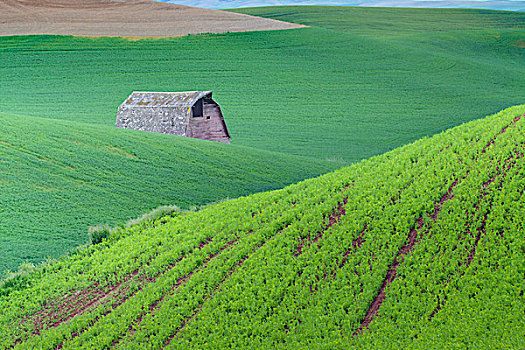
[0,112,338,274]
[1,105,523,349]
[1,5,524,291]
[1,7,523,162]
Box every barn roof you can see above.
[120,91,212,108]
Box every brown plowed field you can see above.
[0,0,305,37]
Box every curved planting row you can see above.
[1,106,524,349]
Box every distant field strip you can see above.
[1,105,524,349]
[0,0,304,37]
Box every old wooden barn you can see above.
[116,91,231,143]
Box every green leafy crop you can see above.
[1,105,523,349]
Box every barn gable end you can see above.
[116,91,230,143]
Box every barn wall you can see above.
[188,101,230,143]
[116,106,188,136]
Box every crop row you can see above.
[1,105,523,349]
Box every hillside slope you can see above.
[1,8,523,162]
[0,0,302,37]
[1,105,524,349]
[0,112,339,274]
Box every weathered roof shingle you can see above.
[120,91,212,108]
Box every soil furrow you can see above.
[335,170,426,275]
[482,114,522,153]
[355,116,521,334]
[336,165,431,273]
[340,223,369,269]
[292,182,353,257]
[354,173,462,335]
[17,209,268,347]
[467,140,522,268]
[29,224,260,347]
[47,248,192,349]
[114,213,290,345]
[428,148,521,321]
[293,197,348,256]
[116,239,239,346]
[164,256,249,346]
[163,224,291,347]
[18,270,141,349]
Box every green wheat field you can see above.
[0,6,524,348]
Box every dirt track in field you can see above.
[0,0,305,37]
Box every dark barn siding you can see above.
[188,99,230,143]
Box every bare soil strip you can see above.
[113,238,238,346]
[294,197,348,257]
[54,232,244,349]
[354,178,457,335]
[114,223,283,345]
[336,154,440,273]
[16,268,143,347]
[315,199,348,244]
[311,158,435,296]
[23,211,264,348]
[28,237,193,349]
[428,147,523,321]
[0,0,305,37]
[482,115,521,153]
[49,254,186,349]
[428,115,523,321]
[163,255,250,347]
[32,276,132,331]
[292,183,354,257]
[467,115,522,267]
[335,166,430,274]
[339,223,369,269]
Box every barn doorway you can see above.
[188,98,230,143]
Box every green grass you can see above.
[0,6,523,277]
[1,7,523,162]
[0,112,338,274]
[234,6,525,38]
[1,105,523,349]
